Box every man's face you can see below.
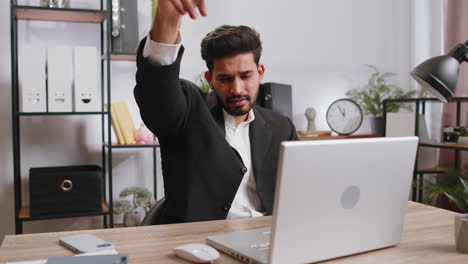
[205,52,265,116]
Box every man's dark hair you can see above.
[201,25,262,72]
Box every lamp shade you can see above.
[410,41,468,103]
[411,56,460,103]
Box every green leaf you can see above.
[346,65,415,116]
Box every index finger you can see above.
[195,0,208,17]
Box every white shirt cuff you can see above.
[142,32,182,66]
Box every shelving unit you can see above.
[383,97,468,203]
[11,1,157,234]
[10,2,113,234]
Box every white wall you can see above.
[180,0,414,131]
[411,0,445,142]
[0,0,445,240]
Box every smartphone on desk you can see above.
[47,254,128,264]
[59,234,114,253]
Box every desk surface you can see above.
[1,202,467,264]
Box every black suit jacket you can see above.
[134,37,298,224]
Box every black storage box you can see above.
[29,165,103,216]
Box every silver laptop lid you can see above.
[269,136,418,264]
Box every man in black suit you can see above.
[134,0,297,224]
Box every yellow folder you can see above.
[114,101,136,145]
[109,103,125,145]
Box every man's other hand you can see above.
[151,0,208,44]
[160,0,208,20]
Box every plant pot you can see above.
[113,213,124,225]
[368,116,384,135]
[458,136,468,145]
[455,214,468,253]
[123,210,141,227]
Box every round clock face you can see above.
[326,99,363,135]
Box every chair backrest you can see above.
[140,197,166,226]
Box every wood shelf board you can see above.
[299,134,383,141]
[417,167,449,173]
[106,141,160,148]
[110,54,136,61]
[106,224,125,228]
[19,111,107,116]
[19,203,109,220]
[296,130,332,136]
[419,142,468,150]
[15,7,106,23]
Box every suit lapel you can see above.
[250,106,272,180]
[210,104,226,138]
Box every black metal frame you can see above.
[10,1,156,234]
[383,97,468,203]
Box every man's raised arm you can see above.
[150,0,207,44]
[134,0,208,140]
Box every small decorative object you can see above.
[195,72,211,94]
[304,107,316,131]
[415,168,468,253]
[134,124,153,144]
[443,126,459,143]
[346,65,416,134]
[116,186,154,227]
[326,98,363,135]
[457,127,468,145]
[41,0,70,8]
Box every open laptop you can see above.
[207,136,418,264]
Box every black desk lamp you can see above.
[411,40,468,103]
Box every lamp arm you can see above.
[448,40,468,63]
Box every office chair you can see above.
[140,197,166,225]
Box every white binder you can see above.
[73,46,100,112]
[47,46,73,112]
[19,45,47,112]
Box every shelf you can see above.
[419,142,468,151]
[417,167,448,174]
[384,97,468,103]
[105,142,160,148]
[106,224,125,228]
[15,5,107,23]
[299,134,383,141]
[110,53,136,61]
[18,111,108,116]
[19,203,110,221]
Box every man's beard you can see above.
[215,93,255,116]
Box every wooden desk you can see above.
[1,202,467,263]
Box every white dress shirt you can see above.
[143,34,266,218]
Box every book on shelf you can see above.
[109,103,124,145]
[110,101,136,145]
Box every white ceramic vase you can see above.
[458,136,468,145]
[123,210,141,227]
[455,214,468,253]
[113,213,124,225]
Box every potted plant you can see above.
[113,200,131,224]
[458,127,468,145]
[116,187,154,227]
[417,168,468,253]
[346,65,416,134]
